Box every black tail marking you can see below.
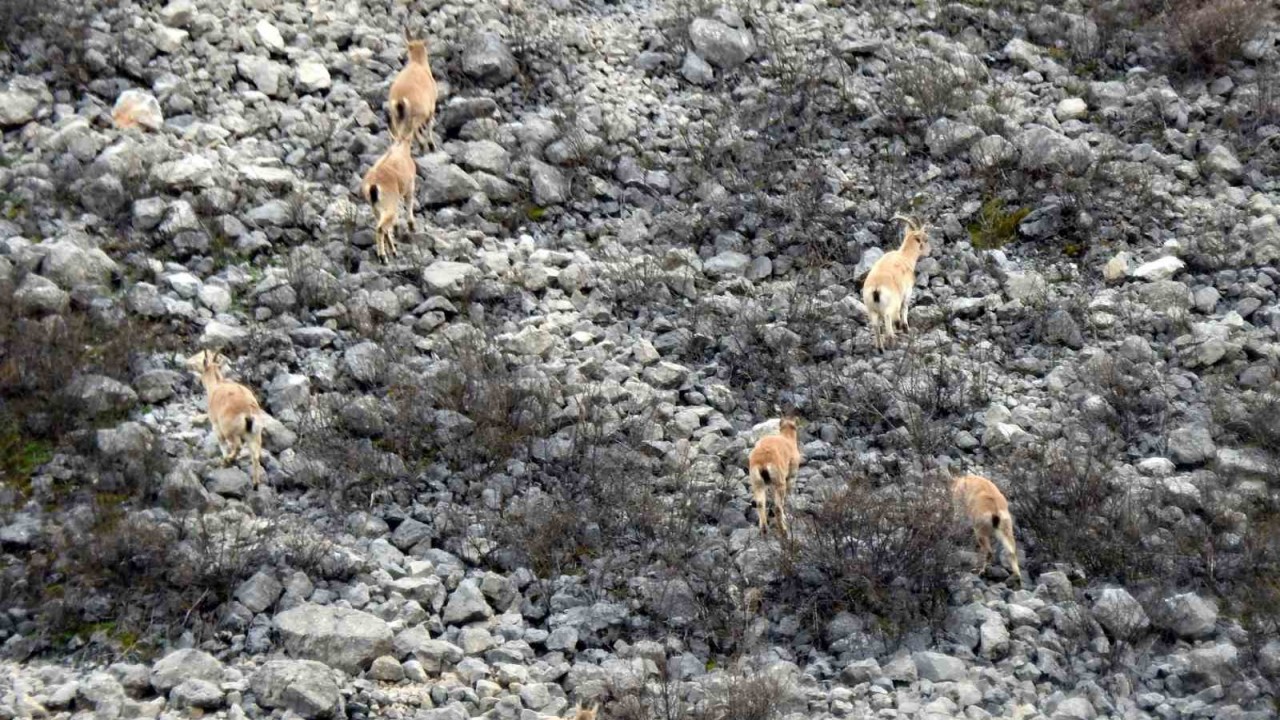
[392,99,406,127]
[759,467,772,485]
[872,289,881,304]
[245,416,255,434]
[369,186,380,206]
[991,513,1000,529]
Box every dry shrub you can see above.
[774,470,960,636]
[6,501,280,657]
[491,388,663,577]
[1085,353,1172,447]
[608,662,792,720]
[1213,381,1280,458]
[0,0,111,88]
[0,272,172,498]
[1164,0,1274,71]
[796,351,991,474]
[409,330,556,472]
[1006,424,1154,583]
[881,53,982,124]
[295,394,409,507]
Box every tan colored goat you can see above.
[952,473,1022,587]
[747,417,802,536]
[185,349,265,488]
[388,30,439,150]
[861,215,931,351]
[562,703,598,720]
[360,136,417,262]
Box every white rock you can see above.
[1054,98,1088,122]
[1131,256,1185,282]
[111,90,164,131]
[255,20,285,53]
[296,61,332,93]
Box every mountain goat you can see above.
[360,136,417,262]
[862,215,931,351]
[185,349,265,487]
[952,473,1023,587]
[388,29,439,150]
[747,417,802,536]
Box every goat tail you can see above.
[392,99,407,127]
[872,288,881,305]
[991,512,1001,529]
[758,466,772,485]
[244,415,255,435]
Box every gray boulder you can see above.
[237,55,285,97]
[0,77,45,126]
[235,571,284,614]
[169,679,223,710]
[443,579,494,626]
[1184,642,1239,688]
[39,240,119,289]
[913,651,967,681]
[681,51,715,85]
[1156,593,1217,639]
[250,660,341,719]
[78,672,126,719]
[422,261,480,297]
[67,375,137,417]
[275,604,394,673]
[688,18,756,69]
[1168,425,1216,466]
[971,135,1018,170]
[151,154,217,190]
[150,649,224,692]
[530,160,569,205]
[1200,144,1243,181]
[926,119,983,158]
[1131,256,1185,282]
[342,341,387,387]
[1091,587,1149,639]
[462,33,517,86]
[14,274,69,315]
[703,251,750,278]
[421,155,480,205]
[1016,125,1093,175]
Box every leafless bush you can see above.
[414,328,557,474]
[1006,424,1155,583]
[492,385,661,574]
[1163,0,1274,72]
[0,272,173,499]
[881,53,981,125]
[1211,380,1280,458]
[774,470,960,637]
[842,349,991,462]
[5,502,281,656]
[1085,353,1172,448]
[607,662,792,720]
[295,397,409,508]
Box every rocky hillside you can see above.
[1,0,1279,718]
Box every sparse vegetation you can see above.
[881,53,983,125]
[967,197,1030,250]
[1006,424,1153,583]
[1088,0,1273,75]
[1163,0,1274,72]
[608,662,793,720]
[774,470,960,638]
